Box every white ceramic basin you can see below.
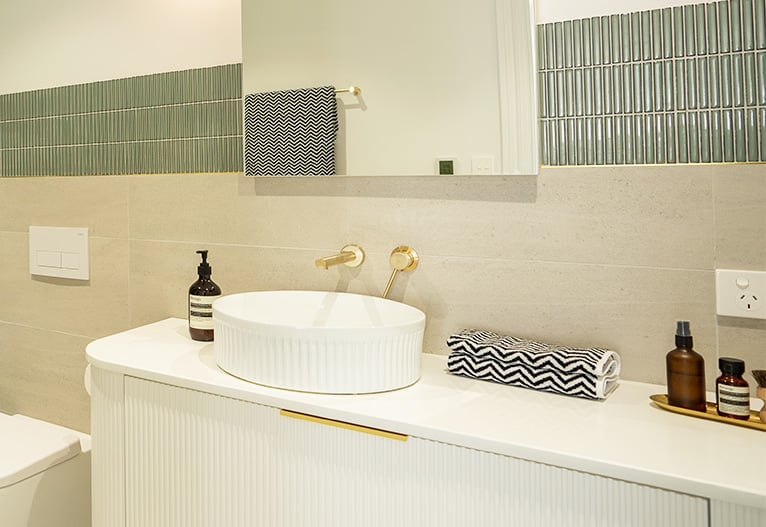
[212,291,426,394]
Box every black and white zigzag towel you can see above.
[244,86,338,176]
[446,329,621,400]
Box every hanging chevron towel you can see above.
[244,86,338,176]
[446,329,621,400]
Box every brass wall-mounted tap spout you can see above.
[315,244,365,269]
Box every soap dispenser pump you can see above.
[666,320,706,412]
[189,250,221,342]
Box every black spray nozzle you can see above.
[196,250,211,276]
[675,320,693,348]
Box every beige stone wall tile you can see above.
[0,175,129,237]
[0,322,90,433]
[713,164,766,270]
[0,232,130,338]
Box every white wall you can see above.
[0,0,241,94]
[536,0,704,23]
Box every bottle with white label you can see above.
[189,250,221,342]
[716,357,750,420]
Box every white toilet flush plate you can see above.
[29,226,89,280]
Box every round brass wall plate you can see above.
[389,246,418,272]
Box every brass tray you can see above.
[650,394,766,432]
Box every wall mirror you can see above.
[242,0,538,177]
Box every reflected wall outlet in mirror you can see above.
[471,156,495,175]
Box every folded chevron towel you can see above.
[244,86,338,176]
[446,329,621,400]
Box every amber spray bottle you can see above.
[189,250,221,342]
[666,320,707,412]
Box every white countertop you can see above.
[86,318,766,509]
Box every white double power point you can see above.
[715,269,766,320]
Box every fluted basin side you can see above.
[212,291,426,394]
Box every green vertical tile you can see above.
[595,117,605,164]
[623,65,634,113]
[621,14,632,63]
[666,113,677,163]
[611,15,622,63]
[634,114,645,163]
[719,1,732,53]
[710,56,722,107]
[732,54,745,107]
[698,58,710,109]
[654,114,667,164]
[758,52,766,104]
[576,118,586,164]
[732,0,743,51]
[555,22,565,68]
[695,5,708,56]
[687,58,698,109]
[583,68,594,115]
[614,115,625,164]
[688,112,700,162]
[674,6,686,57]
[684,5,697,56]
[539,120,548,167]
[631,13,642,61]
[643,62,654,112]
[566,119,577,165]
[564,21,573,68]
[582,18,593,66]
[548,120,559,164]
[574,69,584,116]
[711,110,724,162]
[676,60,687,110]
[641,11,652,60]
[612,65,623,114]
[677,113,689,163]
[545,23,556,69]
[603,67,613,114]
[556,70,566,116]
[721,55,733,107]
[605,116,615,164]
[760,109,766,160]
[663,8,675,59]
[744,53,757,105]
[652,9,663,60]
[722,109,735,161]
[547,71,557,117]
[592,17,603,65]
[601,16,612,65]
[756,0,766,49]
[558,119,568,165]
[653,62,664,112]
[593,67,604,114]
[699,112,712,163]
[633,64,643,112]
[586,118,596,164]
[644,115,656,163]
[746,108,759,161]
[734,109,746,161]
[538,26,547,70]
[565,70,575,116]
[743,0,755,50]
[539,72,548,118]
[573,20,583,67]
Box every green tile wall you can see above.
[539,0,766,165]
[0,64,243,176]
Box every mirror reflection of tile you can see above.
[539,0,766,166]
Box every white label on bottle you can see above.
[189,294,221,330]
[717,384,751,416]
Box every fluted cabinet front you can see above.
[114,376,708,527]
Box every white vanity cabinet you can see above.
[87,320,766,527]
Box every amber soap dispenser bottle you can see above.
[666,320,707,412]
[189,250,221,342]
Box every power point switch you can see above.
[716,269,766,319]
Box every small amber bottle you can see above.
[189,250,221,342]
[716,358,750,420]
[666,320,707,412]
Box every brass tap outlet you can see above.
[315,244,365,269]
